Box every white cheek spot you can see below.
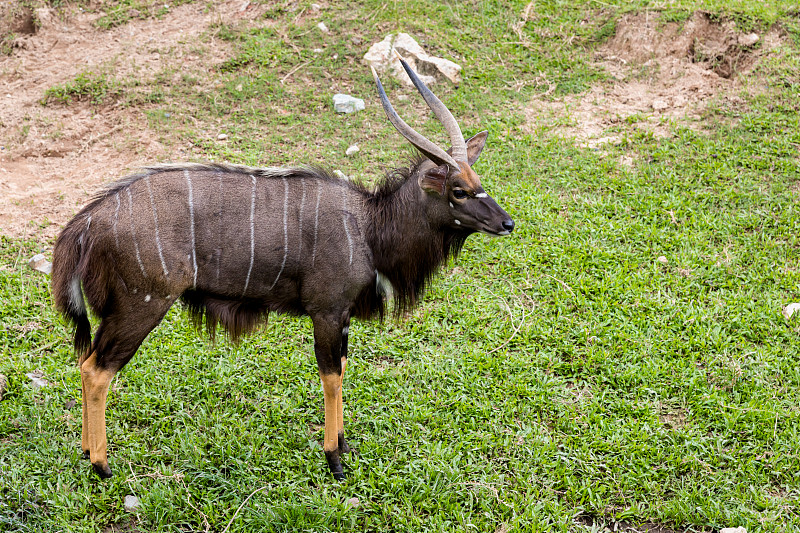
[144,294,151,302]
[449,202,454,208]
[497,230,511,236]
[454,219,461,225]
[475,193,488,198]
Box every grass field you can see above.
[2,0,800,531]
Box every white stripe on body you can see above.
[311,182,322,268]
[242,175,257,296]
[341,187,354,265]
[184,170,198,287]
[113,193,121,251]
[126,188,148,278]
[298,177,306,259]
[216,170,223,282]
[269,177,290,290]
[145,176,169,278]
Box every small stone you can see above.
[310,3,321,11]
[0,374,7,400]
[333,170,349,181]
[738,33,759,47]
[28,254,52,275]
[345,497,360,508]
[217,133,228,140]
[652,99,669,111]
[345,145,359,156]
[317,22,329,33]
[720,528,747,533]
[124,495,140,512]
[657,256,668,264]
[782,303,800,319]
[333,94,365,114]
[235,84,243,91]
[312,48,324,54]
[25,373,48,390]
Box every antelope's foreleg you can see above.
[320,369,344,480]
[337,322,350,454]
[80,351,116,479]
[313,313,349,481]
[79,348,91,458]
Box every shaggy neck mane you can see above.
[364,159,469,316]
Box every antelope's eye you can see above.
[452,189,468,199]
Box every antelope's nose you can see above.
[502,219,515,233]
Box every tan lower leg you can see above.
[320,371,341,453]
[79,349,91,454]
[81,352,115,472]
[81,371,89,454]
[336,358,347,435]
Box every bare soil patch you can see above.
[527,11,784,148]
[0,1,268,240]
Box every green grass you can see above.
[3,0,800,531]
[41,70,122,106]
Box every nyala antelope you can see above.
[52,58,514,481]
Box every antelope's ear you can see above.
[419,164,448,196]
[466,131,488,166]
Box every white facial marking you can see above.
[497,230,511,236]
[475,193,488,198]
[126,188,147,278]
[269,177,290,290]
[242,175,257,296]
[144,294,151,302]
[454,219,461,225]
[184,170,198,288]
[145,176,170,279]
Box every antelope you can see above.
[52,57,514,481]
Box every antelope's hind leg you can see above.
[81,298,173,479]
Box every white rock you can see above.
[657,256,668,264]
[345,145,359,156]
[652,99,669,111]
[28,254,52,275]
[363,33,462,86]
[738,33,759,47]
[124,495,140,512]
[333,94,364,114]
[317,22,329,33]
[217,133,228,140]
[0,374,7,400]
[345,497,360,508]
[720,527,747,533]
[782,303,800,319]
[25,373,48,390]
[310,3,321,11]
[333,170,349,181]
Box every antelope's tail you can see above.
[52,217,93,355]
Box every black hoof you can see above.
[325,450,345,481]
[338,433,351,454]
[82,450,90,461]
[92,462,113,479]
